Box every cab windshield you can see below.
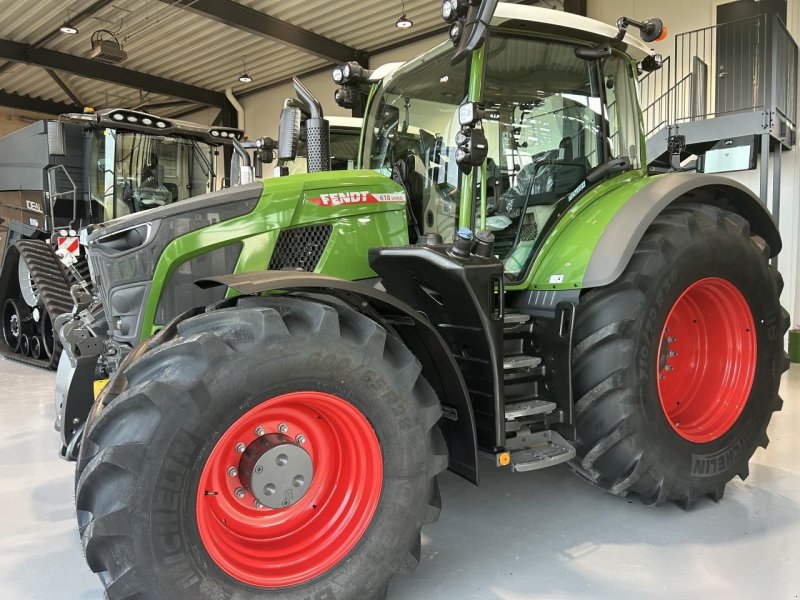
[87,129,216,222]
[363,33,641,275]
[482,34,641,275]
[363,42,469,242]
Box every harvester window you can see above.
[87,129,215,221]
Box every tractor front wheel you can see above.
[75,296,446,599]
[571,204,789,507]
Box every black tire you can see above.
[571,204,789,507]
[75,295,447,599]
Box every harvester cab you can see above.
[0,108,242,369]
[62,3,788,598]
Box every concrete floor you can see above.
[0,357,798,600]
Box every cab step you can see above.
[503,354,541,370]
[505,399,556,421]
[503,311,531,326]
[510,430,576,472]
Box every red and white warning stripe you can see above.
[57,236,80,257]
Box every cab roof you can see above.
[493,3,653,60]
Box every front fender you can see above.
[198,270,480,485]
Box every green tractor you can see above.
[61,2,788,598]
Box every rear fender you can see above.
[197,270,480,485]
[521,172,780,291]
[583,173,780,288]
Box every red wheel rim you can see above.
[196,391,383,587]
[656,277,756,443]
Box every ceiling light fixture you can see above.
[238,57,253,83]
[60,9,79,35]
[396,0,413,29]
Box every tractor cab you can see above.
[354,4,651,272]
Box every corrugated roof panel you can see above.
[0,0,100,44]
[0,0,558,117]
[44,0,330,93]
[243,0,446,51]
[0,64,70,103]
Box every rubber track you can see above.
[12,239,74,369]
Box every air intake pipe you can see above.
[292,77,330,173]
[230,137,255,185]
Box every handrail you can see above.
[641,13,797,140]
[46,164,78,231]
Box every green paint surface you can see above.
[458,45,486,230]
[140,170,408,338]
[509,170,659,291]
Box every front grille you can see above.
[268,225,332,272]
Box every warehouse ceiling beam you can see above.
[0,0,116,75]
[45,69,85,107]
[134,99,195,111]
[0,38,226,107]
[0,91,77,115]
[157,0,364,63]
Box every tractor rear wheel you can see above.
[75,296,446,599]
[571,204,789,507]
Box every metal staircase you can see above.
[640,13,797,221]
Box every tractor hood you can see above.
[84,169,408,343]
[87,170,405,243]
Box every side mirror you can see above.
[615,16,667,44]
[278,104,301,161]
[640,18,667,43]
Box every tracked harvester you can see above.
[0,108,241,368]
[58,3,788,598]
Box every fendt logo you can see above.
[308,191,406,207]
